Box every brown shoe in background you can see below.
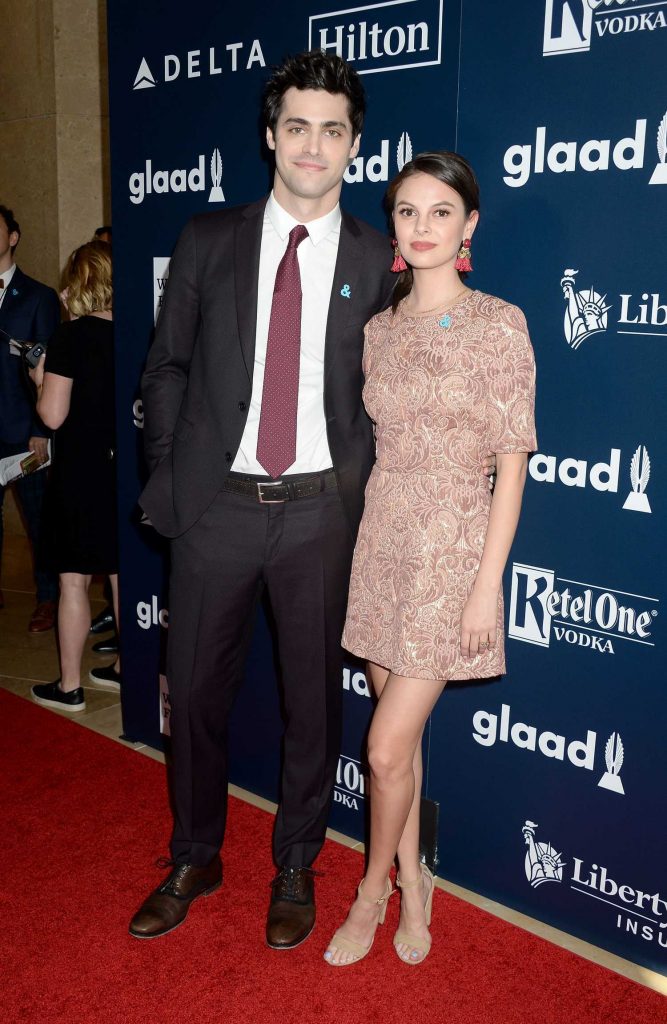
[28,600,57,632]
[266,866,316,949]
[129,857,223,939]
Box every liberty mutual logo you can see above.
[522,821,565,887]
[560,269,610,348]
[559,267,667,348]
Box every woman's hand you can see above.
[28,353,46,389]
[460,583,499,659]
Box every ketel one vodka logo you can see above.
[334,755,367,810]
[522,821,565,887]
[128,148,225,205]
[560,269,610,348]
[472,705,626,794]
[344,131,413,184]
[543,0,667,57]
[508,564,658,655]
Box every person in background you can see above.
[325,152,536,967]
[94,225,112,244]
[29,240,120,712]
[0,204,60,630]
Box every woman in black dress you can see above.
[30,240,119,712]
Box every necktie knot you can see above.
[287,224,309,250]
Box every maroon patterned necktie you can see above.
[256,224,309,479]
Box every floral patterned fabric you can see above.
[342,290,537,681]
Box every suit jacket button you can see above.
[225,451,232,462]
[238,401,247,412]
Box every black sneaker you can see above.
[88,663,121,691]
[92,633,119,654]
[32,680,86,712]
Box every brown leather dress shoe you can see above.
[266,866,316,949]
[129,858,223,939]
[28,600,57,632]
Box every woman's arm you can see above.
[460,452,528,658]
[30,355,73,430]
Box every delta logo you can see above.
[508,563,658,655]
[132,39,266,90]
[502,108,667,187]
[543,0,667,57]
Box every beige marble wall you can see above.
[0,0,110,293]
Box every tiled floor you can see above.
[1,502,665,996]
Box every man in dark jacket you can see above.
[0,205,60,629]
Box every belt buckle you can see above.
[257,480,285,504]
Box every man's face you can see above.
[0,218,19,271]
[266,87,360,210]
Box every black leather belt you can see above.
[223,468,337,504]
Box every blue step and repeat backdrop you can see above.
[107,0,667,975]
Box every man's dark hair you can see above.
[263,50,366,140]
[94,225,112,240]
[0,204,21,253]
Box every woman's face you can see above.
[393,171,478,272]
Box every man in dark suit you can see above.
[0,205,60,628]
[130,51,394,948]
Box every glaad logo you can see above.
[334,755,367,810]
[543,0,667,57]
[309,0,443,75]
[344,131,412,183]
[132,398,144,429]
[154,257,171,324]
[524,819,667,948]
[502,112,667,187]
[129,148,225,205]
[508,563,658,655]
[472,704,625,794]
[560,269,610,348]
[522,821,565,887]
[343,665,371,697]
[131,40,266,90]
[528,445,653,514]
[137,596,169,630]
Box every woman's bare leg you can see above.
[58,573,92,690]
[325,664,445,964]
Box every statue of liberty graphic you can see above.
[522,821,566,887]
[560,269,611,349]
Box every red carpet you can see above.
[2,688,665,1024]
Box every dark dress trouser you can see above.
[167,482,355,868]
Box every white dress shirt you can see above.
[0,263,17,310]
[232,192,340,475]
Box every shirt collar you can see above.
[266,191,341,246]
[0,263,17,290]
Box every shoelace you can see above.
[155,858,191,897]
[270,866,321,900]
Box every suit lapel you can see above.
[0,267,26,328]
[234,199,266,382]
[324,211,364,383]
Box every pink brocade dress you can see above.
[342,290,537,681]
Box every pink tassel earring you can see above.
[455,238,473,272]
[391,238,408,273]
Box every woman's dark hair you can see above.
[263,50,366,140]
[385,151,480,312]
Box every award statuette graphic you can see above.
[649,111,667,185]
[522,821,565,888]
[208,147,225,203]
[622,445,651,513]
[598,732,625,795]
[560,269,611,350]
[396,132,413,172]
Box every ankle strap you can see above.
[358,878,393,905]
[396,874,422,890]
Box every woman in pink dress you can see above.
[324,152,537,966]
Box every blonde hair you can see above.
[62,240,112,317]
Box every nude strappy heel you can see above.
[393,863,434,964]
[324,877,394,966]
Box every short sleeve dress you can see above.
[42,316,117,574]
[341,290,537,681]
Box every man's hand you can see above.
[28,436,49,466]
[482,453,497,490]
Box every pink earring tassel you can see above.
[391,239,407,273]
[455,238,472,272]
